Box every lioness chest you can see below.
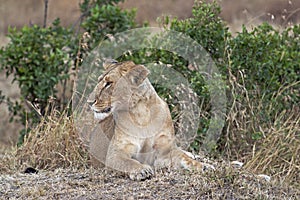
[113,131,157,165]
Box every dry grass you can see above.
[222,67,300,186]
[0,110,89,173]
[245,111,300,186]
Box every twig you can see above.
[43,0,49,28]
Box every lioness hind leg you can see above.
[154,147,215,172]
[179,151,215,171]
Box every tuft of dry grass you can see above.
[0,109,89,173]
[245,110,300,186]
[223,67,300,186]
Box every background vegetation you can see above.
[0,0,299,195]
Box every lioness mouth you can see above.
[96,106,111,114]
[93,106,112,121]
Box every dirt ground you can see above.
[1,162,299,199]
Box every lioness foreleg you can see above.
[105,142,154,181]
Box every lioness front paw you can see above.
[129,164,154,181]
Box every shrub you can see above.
[167,0,231,64]
[80,0,137,48]
[225,23,300,157]
[0,19,77,144]
[0,0,137,144]
[229,23,299,110]
[117,1,299,157]
[153,1,299,156]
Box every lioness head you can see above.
[87,60,150,121]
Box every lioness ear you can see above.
[103,59,118,70]
[126,65,150,86]
[119,61,136,76]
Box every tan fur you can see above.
[87,61,213,180]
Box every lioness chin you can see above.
[87,60,214,181]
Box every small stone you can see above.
[231,161,244,168]
[24,167,38,174]
[257,174,271,182]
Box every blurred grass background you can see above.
[1,0,300,35]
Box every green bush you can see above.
[168,1,230,65]
[118,1,299,154]
[230,23,299,110]
[224,23,300,156]
[80,0,136,48]
[163,2,299,154]
[0,0,137,144]
[0,19,77,144]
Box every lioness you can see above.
[87,60,213,180]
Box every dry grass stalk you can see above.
[224,68,260,158]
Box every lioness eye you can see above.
[105,81,112,88]
[87,99,96,106]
